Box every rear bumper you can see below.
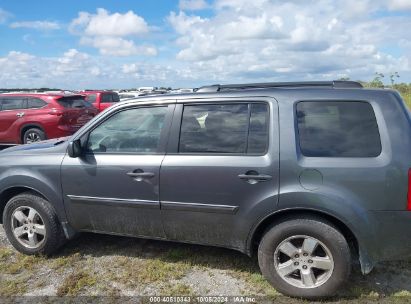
[368,210,411,262]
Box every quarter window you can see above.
[87,106,168,153]
[296,101,381,157]
[27,98,47,109]
[248,103,269,154]
[179,103,269,154]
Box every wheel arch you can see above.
[246,208,374,273]
[0,186,48,224]
[20,124,46,144]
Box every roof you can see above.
[0,93,84,98]
[117,80,394,107]
[196,80,363,93]
[81,90,115,94]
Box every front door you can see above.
[160,99,279,248]
[61,104,174,238]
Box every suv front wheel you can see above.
[3,192,65,255]
[258,216,351,299]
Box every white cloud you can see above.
[10,21,60,30]
[80,36,157,56]
[0,49,182,89]
[122,63,139,74]
[70,8,149,36]
[389,0,411,10]
[69,8,155,57]
[0,8,11,24]
[2,1,411,88]
[179,0,209,11]
[167,0,411,82]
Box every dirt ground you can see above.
[1,226,411,303]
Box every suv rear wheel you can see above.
[23,128,46,144]
[3,192,65,255]
[258,217,351,299]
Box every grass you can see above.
[2,225,411,300]
[56,271,97,296]
[402,92,411,108]
[160,283,194,295]
[108,255,192,288]
[0,278,28,296]
[0,250,46,274]
[50,252,82,270]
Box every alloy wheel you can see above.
[11,206,46,249]
[274,235,334,289]
[25,132,41,143]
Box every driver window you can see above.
[87,106,168,153]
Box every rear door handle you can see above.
[16,112,25,118]
[238,172,272,184]
[126,171,155,181]
[127,172,155,178]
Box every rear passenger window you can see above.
[179,103,268,154]
[296,101,381,157]
[27,98,47,109]
[1,98,25,110]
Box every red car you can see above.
[0,93,98,144]
[81,91,120,112]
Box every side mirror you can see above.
[67,139,82,158]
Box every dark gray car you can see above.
[1,81,411,298]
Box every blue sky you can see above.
[0,0,410,89]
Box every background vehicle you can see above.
[118,91,143,100]
[1,81,411,299]
[0,93,97,144]
[82,91,120,112]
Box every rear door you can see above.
[159,98,279,248]
[0,96,26,143]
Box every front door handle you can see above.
[238,171,272,184]
[16,112,25,118]
[126,170,155,182]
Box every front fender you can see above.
[0,167,67,223]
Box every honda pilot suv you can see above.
[0,93,97,144]
[1,81,411,299]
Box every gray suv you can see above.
[1,81,411,298]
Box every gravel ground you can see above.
[1,225,411,303]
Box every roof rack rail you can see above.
[196,80,363,93]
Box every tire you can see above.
[2,192,65,255]
[23,128,46,144]
[258,216,351,299]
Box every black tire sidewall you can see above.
[3,193,59,255]
[23,128,46,144]
[258,218,351,299]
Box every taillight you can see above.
[48,108,64,116]
[408,169,411,211]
